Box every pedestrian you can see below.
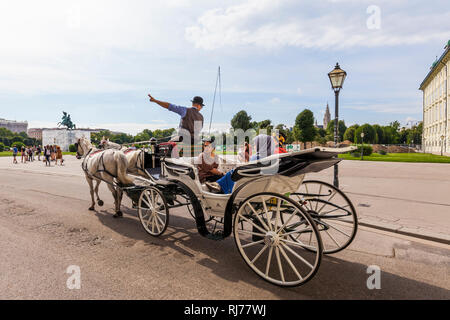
[12,146,18,164]
[44,145,51,166]
[36,145,41,161]
[237,142,250,163]
[56,146,64,165]
[21,146,25,163]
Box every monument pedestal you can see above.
[42,129,91,151]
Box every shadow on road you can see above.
[94,207,449,300]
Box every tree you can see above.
[18,131,28,139]
[111,133,133,144]
[134,131,151,142]
[399,128,410,144]
[275,124,295,144]
[409,122,423,145]
[343,125,358,143]
[91,130,112,144]
[390,121,401,132]
[316,128,327,138]
[382,125,400,144]
[12,141,25,149]
[372,124,384,144]
[0,142,5,152]
[11,136,23,143]
[231,110,253,131]
[326,120,347,142]
[256,119,273,134]
[294,109,317,149]
[355,124,376,144]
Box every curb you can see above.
[358,220,450,245]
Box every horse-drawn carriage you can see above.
[123,139,357,287]
[77,137,357,287]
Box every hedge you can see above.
[356,145,373,156]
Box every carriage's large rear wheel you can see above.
[233,193,323,287]
[289,180,358,254]
[138,187,169,237]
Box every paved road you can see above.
[307,160,450,240]
[0,157,449,299]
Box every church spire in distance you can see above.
[324,102,331,129]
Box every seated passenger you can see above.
[196,138,224,184]
[205,133,285,194]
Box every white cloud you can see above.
[344,102,422,114]
[270,97,281,104]
[185,0,450,50]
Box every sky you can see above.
[1,0,449,135]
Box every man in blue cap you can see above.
[148,93,204,145]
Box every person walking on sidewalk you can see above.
[36,145,42,161]
[12,146,18,164]
[44,145,51,166]
[56,146,64,165]
[21,146,25,163]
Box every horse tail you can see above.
[115,152,134,185]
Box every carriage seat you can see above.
[165,157,233,192]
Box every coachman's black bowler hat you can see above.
[191,96,205,106]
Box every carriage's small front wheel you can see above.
[138,187,169,237]
[233,193,323,287]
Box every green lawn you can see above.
[0,151,76,157]
[338,152,450,163]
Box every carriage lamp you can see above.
[328,63,347,189]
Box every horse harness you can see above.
[81,148,125,188]
[124,148,147,176]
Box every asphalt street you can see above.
[0,156,449,299]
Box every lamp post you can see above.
[328,63,347,189]
[360,132,365,161]
[441,135,445,156]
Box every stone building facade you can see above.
[0,118,28,133]
[27,128,43,141]
[420,40,450,155]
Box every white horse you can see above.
[99,138,122,150]
[76,137,134,218]
[101,139,147,177]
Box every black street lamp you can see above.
[328,63,347,189]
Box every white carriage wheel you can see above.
[138,187,169,237]
[233,193,323,287]
[291,180,358,254]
